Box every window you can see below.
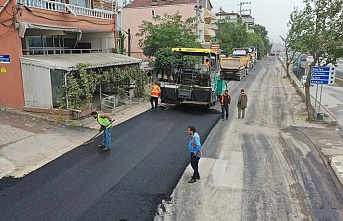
[152,10,155,16]
[26,35,77,55]
[69,0,88,8]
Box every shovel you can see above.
[83,131,102,145]
[83,119,115,145]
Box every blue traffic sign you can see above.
[311,66,335,85]
[0,55,10,63]
[311,76,331,80]
[312,67,330,72]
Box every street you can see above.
[1,58,343,221]
[154,57,343,220]
[0,102,221,220]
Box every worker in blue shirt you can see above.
[187,126,202,183]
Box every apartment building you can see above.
[0,0,140,111]
[121,0,216,59]
[215,7,255,32]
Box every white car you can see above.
[301,75,307,86]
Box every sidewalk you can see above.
[0,101,151,179]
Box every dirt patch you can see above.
[0,112,53,134]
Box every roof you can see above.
[20,53,141,71]
[123,0,195,9]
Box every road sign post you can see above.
[310,66,336,114]
[310,66,335,85]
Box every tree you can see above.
[118,31,126,54]
[136,13,201,78]
[246,32,265,60]
[288,0,343,121]
[215,19,248,55]
[250,24,272,56]
[281,8,307,77]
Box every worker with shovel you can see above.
[91,111,114,151]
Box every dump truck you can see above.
[233,47,257,69]
[220,49,250,81]
[159,48,227,108]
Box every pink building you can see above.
[0,0,140,111]
[121,0,216,59]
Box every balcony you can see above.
[17,0,115,20]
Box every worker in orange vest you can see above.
[204,58,210,68]
[220,90,231,121]
[150,82,160,110]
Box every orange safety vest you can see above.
[204,62,210,67]
[151,85,160,97]
[220,93,231,106]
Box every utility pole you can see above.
[239,1,251,16]
[194,0,202,42]
[128,28,131,56]
[241,9,251,16]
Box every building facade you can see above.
[121,0,216,59]
[215,8,255,33]
[0,0,121,109]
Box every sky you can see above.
[210,0,305,44]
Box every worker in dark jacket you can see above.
[220,90,231,121]
[237,89,248,118]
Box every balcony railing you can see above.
[22,47,115,55]
[17,0,114,20]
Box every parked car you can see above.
[301,54,308,61]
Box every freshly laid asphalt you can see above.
[0,106,221,221]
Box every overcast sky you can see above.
[210,0,305,44]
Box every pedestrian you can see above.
[187,126,202,183]
[220,89,231,121]
[150,82,160,110]
[91,111,113,151]
[237,89,248,118]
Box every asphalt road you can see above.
[1,57,343,221]
[154,57,343,221]
[0,106,220,221]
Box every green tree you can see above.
[215,19,248,55]
[288,0,343,121]
[298,0,343,122]
[118,31,126,54]
[136,13,201,57]
[250,24,272,56]
[246,32,265,60]
[136,13,201,79]
[281,8,307,77]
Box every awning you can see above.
[19,22,82,41]
[20,53,142,71]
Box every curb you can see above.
[330,155,343,186]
